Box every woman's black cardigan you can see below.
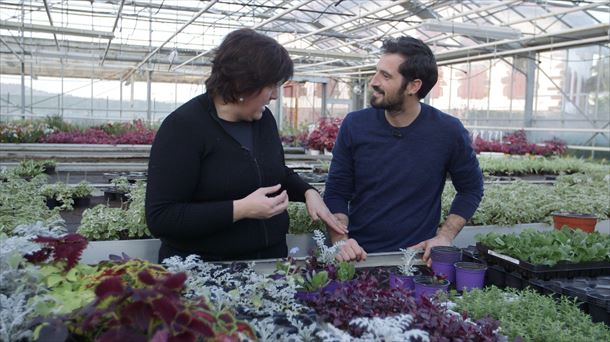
[145,93,312,260]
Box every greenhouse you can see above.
[1,0,609,341]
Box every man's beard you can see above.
[370,86,406,112]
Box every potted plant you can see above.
[71,181,93,208]
[413,274,450,301]
[295,270,331,301]
[551,211,598,233]
[103,176,130,202]
[41,181,93,210]
[454,261,487,291]
[389,248,420,290]
[40,160,57,174]
[306,118,342,154]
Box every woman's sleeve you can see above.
[145,113,234,240]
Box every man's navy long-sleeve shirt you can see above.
[324,104,484,252]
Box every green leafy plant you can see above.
[12,160,46,178]
[287,202,326,234]
[441,174,609,226]
[297,270,330,292]
[0,175,61,235]
[452,286,610,341]
[78,181,150,240]
[476,227,610,266]
[335,261,356,281]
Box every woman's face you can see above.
[239,85,279,121]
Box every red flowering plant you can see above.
[306,117,342,152]
[473,130,566,156]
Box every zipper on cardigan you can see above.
[247,147,269,248]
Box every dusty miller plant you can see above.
[0,221,65,341]
[313,229,345,264]
[163,255,316,337]
[316,314,430,342]
[398,248,420,276]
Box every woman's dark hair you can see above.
[205,28,293,103]
[381,36,438,99]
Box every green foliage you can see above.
[44,115,76,133]
[77,182,150,240]
[13,160,46,178]
[32,263,98,316]
[452,286,610,341]
[297,270,329,292]
[0,175,61,235]
[475,227,610,266]
[40,181,92,211]
[479,156,608,176]
[72,181,93,198]
[335,261,356,281]
[110,176,131,193]
[441,173,609,226]
[288,202,325,234]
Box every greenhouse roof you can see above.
[1,0,609,83]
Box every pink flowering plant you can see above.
[306,117,342,152]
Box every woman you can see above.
[145,28,347,262]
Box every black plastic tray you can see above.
[476,243,610,281]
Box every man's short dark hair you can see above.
[205,28,293,103]
[381,36,438,99]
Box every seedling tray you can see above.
[476,243,610,280]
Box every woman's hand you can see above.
[304,189,348,235]
[233,184,288,221]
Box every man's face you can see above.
[369,53,408,112]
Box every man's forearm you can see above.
[437,214,467,241]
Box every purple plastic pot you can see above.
[431,260,456,285]
[430,246,462,264]
[413,275,449,301]
[454,262,487,291]
[295,281,340,301]
[389,273,416,291]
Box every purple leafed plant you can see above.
[25,233,88,271]
[305,271,501,341]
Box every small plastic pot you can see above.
[431,260,456,285]
[73,195,92,208]
[389,273,416,291]
[413,275,450,301]
[552,212,597,233]
[430,246,462,264]
[454,262,487,291]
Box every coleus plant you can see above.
[25,232,88,271]
[64,269,256,341]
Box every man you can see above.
[323,36,484,266]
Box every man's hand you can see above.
[409,234,452,267]
[304,189,348,235]
[336,238,367,262]
[323,213,367,262]
[233,184,288,221]
[411,214,468,266]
